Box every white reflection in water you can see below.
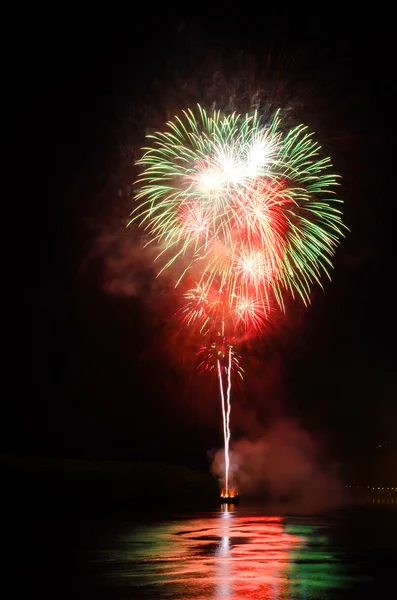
[217,507,232,598]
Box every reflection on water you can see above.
[95,505,378,599]
[369,496,396,504]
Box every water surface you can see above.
[9,498,397,598]
[87,500,396,599]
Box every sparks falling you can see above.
[132,105,345,496]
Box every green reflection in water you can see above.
[282,521,370,599]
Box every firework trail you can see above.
[215,346,234,495]
[132,105,344,495]
[225,347,232,494]
[217,359,229,492]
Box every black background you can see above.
[7,9,396,482]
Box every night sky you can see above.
[8,10,395,481]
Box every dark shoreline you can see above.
[3,455,395,518]
[1,454,220,514]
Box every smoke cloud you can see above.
[211,419,341,511]
[82,222,162,298]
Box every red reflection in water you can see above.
[216,509,300,599]
[136,508,304,599]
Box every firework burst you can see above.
[132,106,344,333]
